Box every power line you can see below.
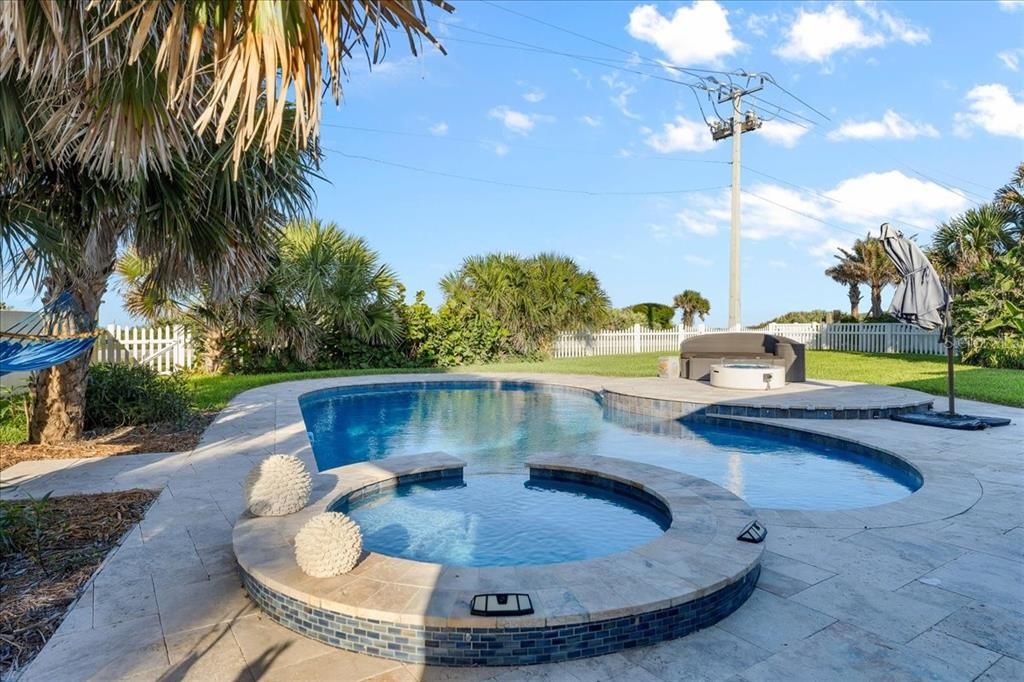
[322,147,729,197]
[741,189,869,239]
[320,122,731,165]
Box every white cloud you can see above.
[656,170,967,249]
[776,5,883,62]
[570,68,592,88]
[492,142,510,157]
[683,254,713,267]
[488,106,551,135]
[429,121,449,136]
[644,116,714,153]
[809,237,852,265]
[775,3,927,64]
[627,1,743,66]
[580,115,603,128]
[676,209,719,236]
[825,171,969,226]
[758,120,810,148]
[523,88,546,103]
[828,110,939,141]
[601,73,641,119]
[997,48,1024,72]
[953,84,1024,139]
[856,1,929,45]
[998,0,1023,11]
[746,12,778,38]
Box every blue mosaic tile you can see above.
[242,565,760,666]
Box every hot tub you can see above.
[710,362,786,390]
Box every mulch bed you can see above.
[1,412,214,471]
[0,489,159,677]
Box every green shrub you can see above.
[959,336,1024,369]
[85,363,194,429]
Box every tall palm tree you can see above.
[824,260,863,319]
[832,236,900,318]
[441,253,610,356]
[1,0,451,443]
[671,290,711,328]
[930,205,1016,282]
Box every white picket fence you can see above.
[553,323,945,358]
[92,324,194,373]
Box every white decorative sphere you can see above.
[294,512,364,577]
[243,455,312,516]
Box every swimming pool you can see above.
[299,381,920,511]
[334,474,670,566]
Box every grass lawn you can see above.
[3,351,1021,446]
[191,350,1023,411]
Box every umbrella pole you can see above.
[945,282,955,416]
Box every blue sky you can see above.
[5,1,1023,327]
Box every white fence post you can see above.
[632,324,641,353]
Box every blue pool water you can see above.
[300,382,919,511]
[334,475,669,566]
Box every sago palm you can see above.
[930,205,1016,283]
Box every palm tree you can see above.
[118,221,404,371]
[994,162,1024,237]
[831,236,900,319]
[672,290,711,328]
[1,1,451,443]
[441,253,610,356]
[930,205,1016,282]
[824,261,863,319]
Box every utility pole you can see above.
[710,82,763,330]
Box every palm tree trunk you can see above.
[683,310,695,327]
[870,285,884,318]
[847,283,862,318]
[28,224,119,444]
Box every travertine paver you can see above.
[2,373,1021,681]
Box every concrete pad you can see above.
[717,589,835,652]
[20,614,169,681]
[976,656,1024,682]
[622,626,772,681]
[92,576,157,627]
[163,622,254,682]
[791,577,953,643]
[934,602,1024,659]
[155,574,254,635]
[894,580,974,612]
[754,567,812,598]
[229,613,340,678]
[905,630,1002,680]
[921,552,1024,614]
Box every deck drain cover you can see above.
[737,520,767,543]
[471,593,534,616]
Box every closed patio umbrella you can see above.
[879,223,1009,429]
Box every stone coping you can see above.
[233,453,764,631]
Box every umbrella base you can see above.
[891,412,1011,430]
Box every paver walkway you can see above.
[2,374,1022,681]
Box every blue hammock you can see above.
[0,292,98,376]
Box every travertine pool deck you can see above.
[2,373,1022,681]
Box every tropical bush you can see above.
[84,364,193,429]
[628,303,675,330]
[440,253,610,356]
[930,163,1023,368]
[405,293,508,367]
[605,307,647,329]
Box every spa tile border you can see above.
[234,453,764,666]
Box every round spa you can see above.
[710,362,786,390]
[234,454,765,667]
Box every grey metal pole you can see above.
[728,90,742,331]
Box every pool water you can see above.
[334,474,670,566]
[300,382,919,511]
